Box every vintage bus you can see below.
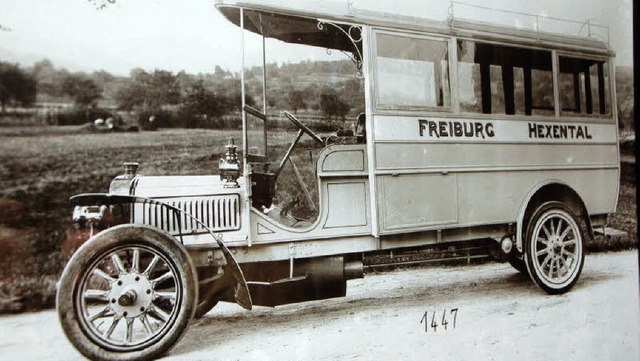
[57,1,619,359]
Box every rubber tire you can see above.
[523,201,586,294]
[57,224,197,361]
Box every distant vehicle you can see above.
[57,1,619,360]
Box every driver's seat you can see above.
[250,171,276,210]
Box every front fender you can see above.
[70,193,253,310]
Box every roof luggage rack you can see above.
[448,1,610,44]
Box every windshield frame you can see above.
[239,8,268,169]
[236,7,365,170]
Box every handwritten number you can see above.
[431,311,438,332]
[441,309,448,330]
[422,308,458,333]
[420,311,428,333]
[450,308,458,328]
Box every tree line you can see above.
[6,57,628,130]
[0,59,365,129]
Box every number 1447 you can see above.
[420,308,458,333]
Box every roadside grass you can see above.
[589,160,637,252]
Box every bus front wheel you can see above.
[57,225,197,361]
[523,201,585,294]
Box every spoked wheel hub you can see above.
[548,236,564,257]
[109,272,154,318]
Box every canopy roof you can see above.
[217,5,360,54]
[215,0,613,57]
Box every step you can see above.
[594,227,628,239]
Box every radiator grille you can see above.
[133,194,241,235]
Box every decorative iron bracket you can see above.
[317,20,363,78]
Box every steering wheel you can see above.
[283,111,324,145]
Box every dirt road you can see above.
[1,250,637,361]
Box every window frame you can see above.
[371,28,454,113]
[454,37,559,119]
[555,50,615,122]
[368,28,615,123]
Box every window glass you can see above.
[559,56,611,117]
[376,33,450,108]
[246,111,266,157]
[457,40,554,116]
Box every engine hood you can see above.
[131,175,245,198]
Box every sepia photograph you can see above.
[0,0,636,360]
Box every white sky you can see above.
[0,0,633,76]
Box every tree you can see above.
[32,59,55,80]
[30,59,69,100]
[61,74,102,109]
[319,87,349,121]
[115,69,181,112]
[213,65,231,81]
[0,62,37,113]
[179,81,227,127]
[286,89,306,113]
[338,78,365,114]
[90,70,115,87]
[176,70,196,93]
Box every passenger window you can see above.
[457,40,554,116]
[375,33,450,109]
[559,56,611,117]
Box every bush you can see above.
[175,112,242,129]
[56,108,115,126]
[136,109,177,130]
[0,110,39,126]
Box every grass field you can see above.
[0,126,635,312]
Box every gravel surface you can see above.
[1,250,637,361]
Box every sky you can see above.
[0,0,633,76]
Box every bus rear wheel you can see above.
[524,201,585,294]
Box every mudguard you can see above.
[70,193,253,310]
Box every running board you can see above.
[593,227,628,239]
[364,241,495,270]
[246,275,308,286]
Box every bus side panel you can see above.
[455,169,618,224]
[374,169,617,235]
[376,173,458,231]
[372,115,619,235]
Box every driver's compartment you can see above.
[224,6,366,229]
[249,110,365,229]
